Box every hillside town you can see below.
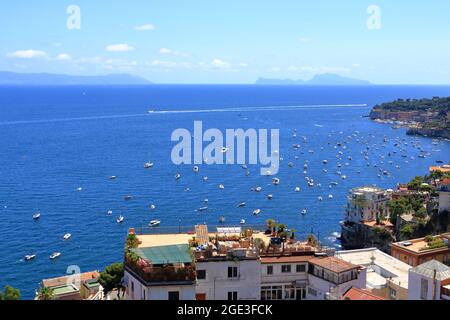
[28,164,450,301]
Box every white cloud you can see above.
[159,48,172,55]
[159,48,189,57]
[211,58,230,69]
[105,44,135,52]
[134,24,155,31]
[7,49,47,59]
[56,53,71,61]
[286,65,350,74]
[73,56,138,70]
[298,37,310,43]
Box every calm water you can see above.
[1,85,450,299]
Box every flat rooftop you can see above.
[352,186,385,194]
[336,248,410,288]
[392,234,450,254]
[136,231,271,249]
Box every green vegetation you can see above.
[36,287,54,300]
[99,262,124,295]
[373,97,450,112]
[421,235,446,251]
[371,97,450,137]
[0,285,20,300]
[400,224,415,238]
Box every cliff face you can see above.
[340,222,394,253]
[406,127,450,139]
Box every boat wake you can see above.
[0,104,368,126]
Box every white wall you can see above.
[124,270,196,300]
[196,259,261,300]
[307,269,366,300]
[439,191,450,213]
[408,271,441,300]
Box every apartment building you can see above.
[345,186,390,223]
[123,225,369,301]
[408,260,450,300]
[391,233,450,267]
[336,248,410,300]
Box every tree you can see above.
[0,285,20,300]
[36,287,54,300]
[265,219,276,234]
[99,262,124,296]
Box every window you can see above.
[168,291,180,301]
[227,291,238,300]
[308,287,317,297]
[261,286,283,300]
[281,265,291,273]
[389,288,397,299]
[267,265,273,275]
[228,266,238,278]
[131,281,134,292]
[420,278,429,300]
[296,264,306,273]
[143,289,146,300]
[197,270,206,280]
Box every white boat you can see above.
[193,166,199,173]
[219,216,226,223]
[124,195,133,201]
[175,173,181,180]
[203,176,208,182]
[323,160,328,164]
[50,252,61,260]
[255,186,262,192]
[237,202,246,208]
[149,220,161,227]
[63,233,72,240]
[318,196,323,201]
[25,254,36,261]
[301,209,307,215]
[109,176,117,180]
[240,219,246,224]
[196,206,208,212]
[272,178,280,185]
[117,215,124,224]
[33,212,41,220]
[295,187,301,192]
[267,194,273,200]
[107,210,113,215]
[328,194,333,199]
[144,162,154,169]
[76,187,83,192]
[221,147,229,153]
[150,204,156,210]
[219,184,225,190]
[253,209,261,216]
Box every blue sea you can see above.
[1,85,450,299]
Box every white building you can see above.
[124,244,196,300]
[438,182,450,213]
[408,260,450,300]
[260,255,366,300]
[336,248,411,300]
[195,253,261,300]
[346,186,390,223]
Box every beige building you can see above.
[336,248,410,300]
[345,186,390,223]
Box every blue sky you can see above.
[1,0,450,84]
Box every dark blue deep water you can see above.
[1,85,450,299]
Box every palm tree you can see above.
[266,219,276,234]
[37,287,54,300]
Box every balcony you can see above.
[125,256,196,285]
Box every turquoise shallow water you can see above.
[0,85,450,299]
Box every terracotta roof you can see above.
[342,287,385,300]
[260,255,314,264]
[42,271,100,288]
[310,256,358,273]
